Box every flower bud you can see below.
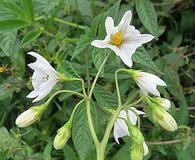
[152,105,177,131]
[154,97,171,110]
[129,125,144,144]
[130,142,144,160]
[53,122,71,150]
[15,105,46,128]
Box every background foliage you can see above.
[0,0,194,159]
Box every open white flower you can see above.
[91,10,154,68]
[113,107,144,143]
[131,71,166,96]
[27,52,58,102]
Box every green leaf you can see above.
[72,101,97,160]
[43,140,52,160]
[132,47,161,73]
[63,145,78,160]
[57,60,80,78]
[136,0,158,36]
[77,0,92,18]
[0,31,17,56]
[0,19,29,33]
[71,34,91,60]
[0,1,24,20]
[92,48,107,75]
[93,84,118,109]
[20,30,42,47]
[22,0,34,21]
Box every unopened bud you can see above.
[154,97,171,110]
[129,125,144,144]
[15,104,46,128]
[130,142,144,160]
[53,122,71,150]
[152,105,177,131]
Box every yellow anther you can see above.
[111,32,122,46]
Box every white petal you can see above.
[143,142,149,156]
[32,79,58,102]
[130,107,145,115]
[105,17,115,35]
[128,110,137,125]
[138,78,160,96]
[31,69,47,90]
[118,10,132,34]
[161,98,171,110]
[114,119,130,144]
[26,90,39,98]
[140,72,166,86]
[91,39,110,48]
[123,26,154,45]
[118,44,136,68]
[28,52,57,73]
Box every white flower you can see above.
[27,52,58,102]
[91,10,154,68]
[113,107,144,143]
[133,71,166,96]
[15,106,44,128]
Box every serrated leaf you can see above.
[0,1,24,20]
[136,0,158,36]
[92,48,107,75]
[0,31,17,56]
[0,19,29,33]
[20,30,41,47]
[72,100,97,160]
[77,0,92,18]
[57,60,80,78]
[71,34,91,60]
[63,145,78,160]
[132,47,161,73]
[93,84,118,109]
[22,0,34,21]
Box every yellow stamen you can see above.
[111,32,122,46]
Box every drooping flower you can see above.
[27,52,59,102]
[91,10,154,68]
[151,104,177,131]
[113,107,144,143]
[129,70,166,96]
[15,104,46,128]
[53,122,71,150]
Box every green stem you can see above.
[45,90,84,106]
[35,16,86,30]
[86,51,111,157]
[86,99,100,147]
[54,18,86,30]
[69,99,85,124]
[88,51,111,99]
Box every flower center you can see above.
[42,75,49,80]
[111,32,122,46]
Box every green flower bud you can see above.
[15,104,46,128]
[53,122,71,150]
[152,105,177,131]
[130,142,144,160]
[129,125,144,144]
